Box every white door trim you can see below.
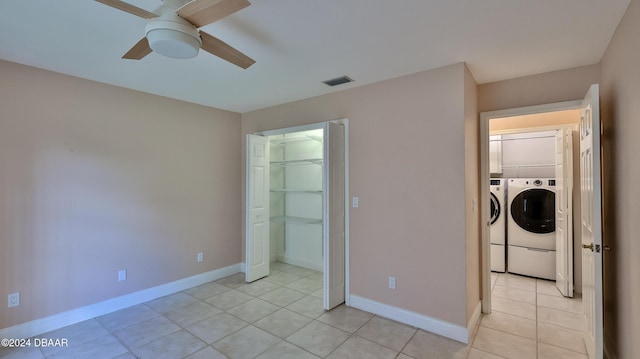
[480,100,581,313]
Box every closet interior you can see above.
[268,129,324,272]
[246,121,346,310]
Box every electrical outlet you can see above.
[118,269,127,282]
[197,252,204,262]
[8,292,19,308]
[388,276,396,290]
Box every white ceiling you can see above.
[0,0,630,113]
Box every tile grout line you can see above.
[398,330,419,359]
[489,274,590,359]
[535,279,539,359]
[489,273,540,358]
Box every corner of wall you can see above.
[463,64,481,324]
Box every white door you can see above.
[580,84,603,359]
[555,127,574,297]
[246,134,270,282]
[324,122,345,310]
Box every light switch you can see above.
[118,269,127,282]
[352,197,359,208]
[388,277,396,289]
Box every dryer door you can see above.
[510,188,555,234]
[490,192,501,225]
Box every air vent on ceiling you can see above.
[323,76,354,87]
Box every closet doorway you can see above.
[245,119,349,310]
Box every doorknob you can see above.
[582,243,594,251]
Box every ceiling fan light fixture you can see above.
[145,19,202,59]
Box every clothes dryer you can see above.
[490,179,506,272]
[507,178,556,280]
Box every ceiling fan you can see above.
[95,0,255,69]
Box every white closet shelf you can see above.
[270,216,323,225]
[270,158,323,166]
[270,135,323,145]
[501,164,555,169]
[490,135,556,142]
[270,189,323,194]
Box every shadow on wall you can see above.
[600,85,618,355]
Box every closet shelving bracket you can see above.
[270,189,323,194]
[501,164,555,169]
[270,158,323,166]
[270,216,323,225]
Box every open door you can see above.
[324,122,345,310]
[555,127,574,297]
[246,134,270,282]
[580,84,603,359]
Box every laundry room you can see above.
[488,109,583,296]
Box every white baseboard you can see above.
[0,263,242,339]
[349,295,470,344]
[467,301,482,343]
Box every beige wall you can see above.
[478,65,600,113]
[0,60,242,329]
[600,0,640,357]
[242,63,473,327]
[464,65,481,323]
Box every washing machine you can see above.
[507,178,556,280]
[490,179,506,272]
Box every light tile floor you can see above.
[0,266,586,359]
[472,272,588,359]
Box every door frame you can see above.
[248,118,351,306]
[480,100,581,313]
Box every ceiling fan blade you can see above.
[95,0,158,19]
[122,38,152,60]
[199,31,255,69]
[177,0,250,28]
